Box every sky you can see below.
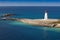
[0,0,60,6]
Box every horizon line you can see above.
[0,2,60,6]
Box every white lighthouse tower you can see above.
[44,10,48,20]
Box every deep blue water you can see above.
[0,6,60,40]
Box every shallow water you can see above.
[0,6,60,40]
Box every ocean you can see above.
[0,6,60,40]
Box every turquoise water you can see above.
[0,6,60,40]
